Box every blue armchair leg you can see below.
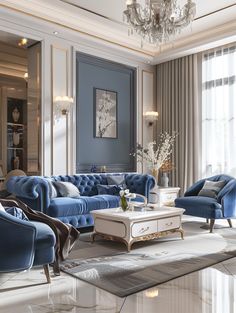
[43,264,51,283]
[210,219,215,233]
[227,219,233,228]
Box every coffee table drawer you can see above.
[132,220,157,238]
[157,216,180,232]
[95,218,126,238]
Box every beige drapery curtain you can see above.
[157,54,201,193]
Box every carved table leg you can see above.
[176,228,184,240]
[91,232,97,243]
[126,242,132,252]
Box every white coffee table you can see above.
[91,207,185,251]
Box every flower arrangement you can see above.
[132,132,177,170]
[160,160,175,173]
[119,189,136,212]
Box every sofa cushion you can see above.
[107,175,126,187]
[5,207,29,221]
[47,195,120,218]
[97,184,121,196]
[175,196,223,219]
[53,181,80,198]
[198,180,226,199]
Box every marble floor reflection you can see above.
[1,216,236,313]
[1,256,236,313]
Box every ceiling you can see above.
[1,0,235,64]
[61,0,236,24]
[58,0,236,62]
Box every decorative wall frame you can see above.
[94,88,117,139]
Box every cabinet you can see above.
[149,187,180,207]
[6,97,27,172]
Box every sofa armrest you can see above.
[6,176,50,212]
[0,211,36,272]
[221,182,236,218]
[125,174,155,201]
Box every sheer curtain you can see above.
[202,44,236,177]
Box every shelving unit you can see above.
[6,97,27,172]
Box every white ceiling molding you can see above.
[154,20,236,64]
[0,0,156,55]
[0,0,236,64]
[0,4,154,66]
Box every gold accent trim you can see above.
[0,4,154,58]
[194,3,236,21]
[92,227,184,252]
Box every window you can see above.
[202,44,236,177]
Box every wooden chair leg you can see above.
[43,264,51,283]
[227,219,233,228]
[210,219,215,233]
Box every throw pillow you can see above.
[45,178,58,198]
[5,207,29,220]
[0,203,5,212]
[198,180,226,199]
[53,181,80,198]
[97,184,121,196]
[107,175,126,187]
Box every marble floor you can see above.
[1,218,236,313]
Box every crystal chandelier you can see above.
[123,0,196,46]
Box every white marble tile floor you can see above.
[1,216,236,313]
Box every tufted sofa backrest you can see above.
[50,174,108,196]
[48,173,155,198]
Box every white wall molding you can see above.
[0,5,155,175]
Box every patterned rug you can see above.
[61,219,236,297]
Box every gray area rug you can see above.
[61,219,236,297]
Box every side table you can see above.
[149,186,180,207]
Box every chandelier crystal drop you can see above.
[123,0,196,46]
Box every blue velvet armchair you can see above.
[175,175,236,232]
[0,199,56,283]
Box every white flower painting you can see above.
[95,88,117,138]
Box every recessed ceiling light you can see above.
[18,38,28,47]
[53,31,59,35]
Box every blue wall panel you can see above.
[76,53,136,173]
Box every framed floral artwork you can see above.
[94,88,117,138]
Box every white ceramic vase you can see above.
[161,172,169,188]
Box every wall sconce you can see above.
[54,96,74,120]
[143,111,159,126]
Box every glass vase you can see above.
[120,196,128,212]
[151,167,159,185]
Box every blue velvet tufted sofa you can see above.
[6,173,155,228]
